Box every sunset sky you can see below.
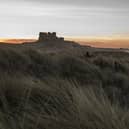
[0,0,129,47]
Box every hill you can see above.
[0,32,129,129]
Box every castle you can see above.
[38,32,64,42]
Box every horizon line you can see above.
[0,35,129,48]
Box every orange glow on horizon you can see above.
[0,35,129,48]
[0,38,37,44]
[65,35,129,48]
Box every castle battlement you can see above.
[38,32,64,42]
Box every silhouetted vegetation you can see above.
[0,46,129,128]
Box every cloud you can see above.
[0,0,129,38]
[25,0,129,8]
[1,0,129,8]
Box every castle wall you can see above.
[38,32,64,42]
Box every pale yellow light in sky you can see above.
[0,34,129,48]
[65,35,129,48]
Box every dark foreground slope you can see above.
[0,41,129,129]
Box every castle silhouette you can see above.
[38,32,64,42]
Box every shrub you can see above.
[59,56,102,84]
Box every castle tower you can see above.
[38,32,64,42]
[38,32,48,41]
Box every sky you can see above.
[0,0,129,40]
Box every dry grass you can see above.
[0,76,128,129]
[0,46,128,128]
